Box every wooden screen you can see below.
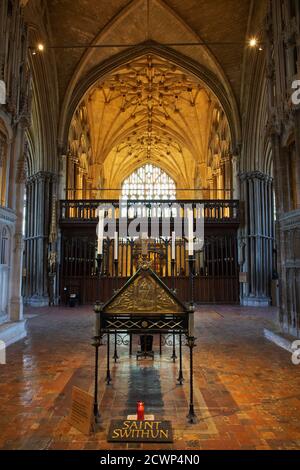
[60,230,239,304]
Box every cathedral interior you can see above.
[0,0,300,452]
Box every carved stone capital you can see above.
[239,171,273,184]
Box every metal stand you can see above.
[171,332,177,362]
[106,333,112,385]
[129,333,133,356]
[187,335,197,424]
[177,332,184,384]
[188,255,195,306]
[113,330,119,363]
[92,335,101,423]
[159,334,162,356]
[171,259,177,362]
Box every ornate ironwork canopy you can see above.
[98,263,189,335]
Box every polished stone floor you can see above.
[0,305,299,450]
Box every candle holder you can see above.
[113,259,119,294]
[188,255,195,307]
[97,254,103,276]
[94,301,102,336]
[137,401,145,421]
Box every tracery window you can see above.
[121,164,176,200]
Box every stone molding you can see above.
[0,206,17,225]
[279,210,300,231]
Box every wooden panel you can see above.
[60,276,239,304]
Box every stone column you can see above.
[58,153,67,200]
[239,171,274,306]
[8,128,26,323]
[232,154,240,200]
[23,171,54,307]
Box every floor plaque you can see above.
[107,419,173,443]
[69,386,94,435]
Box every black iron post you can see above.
[93,301,102,423]
[177,332,184,384]
[171,331,177,362]
[92,335,101,423]
[106,333,112,385]
[159,334,162,356]
[96,254,104,314]
[187,335,197,424]
[113,330,119,363]
[129,333,133,356]
[171,258,177,362]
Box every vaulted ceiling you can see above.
[27,0,267,192]
[68,54,231,189]
[46,0,257,105]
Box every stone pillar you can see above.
[23,171,54,307]
[232,154,240,200]
[222,154,232,199]
[58,153,67,200]
[8,128,26,323]
[239,171,274,306]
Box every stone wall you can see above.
[266,0,300,335]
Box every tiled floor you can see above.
[0,305,299,450]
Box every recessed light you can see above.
[249,38,258,48]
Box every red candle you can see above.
[137,401,145,421]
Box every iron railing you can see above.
[59,199,240,224]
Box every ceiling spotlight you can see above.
[249,38,258,48]
[37,43,45,52]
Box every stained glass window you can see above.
[121,165,176,200]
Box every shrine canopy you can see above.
[98,264,189,335]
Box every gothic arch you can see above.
[60,44,241,156]
[58,0,241,154]
[27,24,59,174]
